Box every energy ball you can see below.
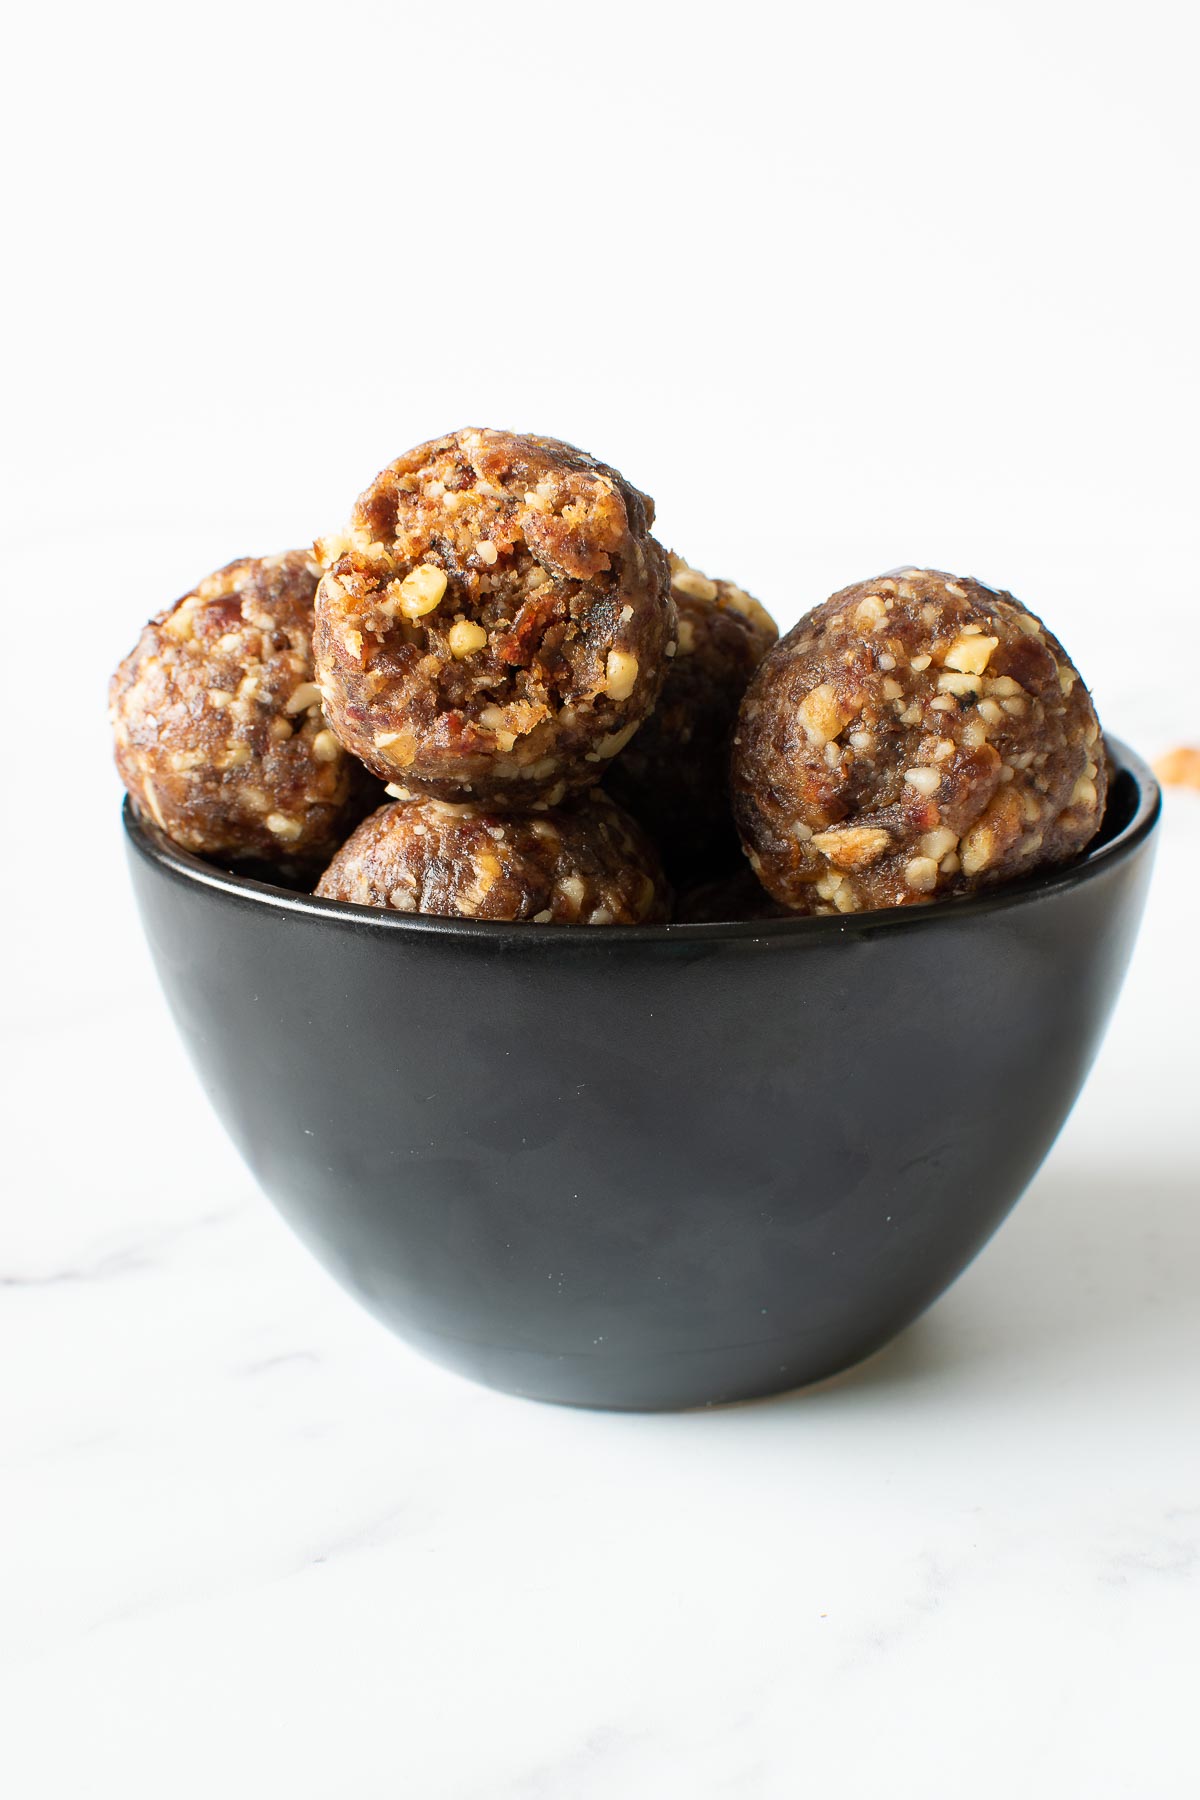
[110,551,376,869]
[731,568,1106,914]
[606,554,778,877]
[315,791,670,925]
[313,428,674,809]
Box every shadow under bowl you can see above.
[124,739,1160,1410]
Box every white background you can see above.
[2,3,1198,1796]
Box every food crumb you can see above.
[1154,745,1200,790]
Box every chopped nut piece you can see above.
[904,856,939,893]
[605,649,639,701]
[811,825,892,868]
[591,720,642,761]
[905,766,942,796]
[919,828,958,861]
[448,619,488,659]
[671,562,719,603]
[960,830,992,875]
[720,584,777,635]
[311,729,342,763]
[393,564,448,619]
[798,682,849,746]
[1154,746,1200,789]
[285,681,324,715]
[161,599,200,642]
[374,729,417,767]
[944,634,999,675]
[478,703,518,753]
[854,596,888,631]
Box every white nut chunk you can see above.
[447,619,488,659]
[670,562,718,602]
[904,856,939,893]
[798,682,850,747]
[960,825,994,875]
[943,634,999,675]
[937,671,982,697]
[285,681,324,715]
[854,595,888,632]
[605,649,639,701]
[810,825,892,869]
[919,827,958,862]
[311,729,342,763]
[392,564,448,619]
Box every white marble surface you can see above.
[6,8,1199,1785]
[3,714,1198,1797]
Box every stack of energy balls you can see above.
[110,429,1107,925]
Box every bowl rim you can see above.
[123,734,1161,948]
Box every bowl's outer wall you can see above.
[126,786,1157,1410]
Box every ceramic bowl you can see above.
[123,738,1159,1409]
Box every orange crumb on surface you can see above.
[1154,746,1200,789]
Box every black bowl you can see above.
[123,739,1160,1410]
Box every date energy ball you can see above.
[731,568,1107,914]
[606,554,778,876]
[313,429,674,809]
[110,551,375,868]
[316,790,670,926]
